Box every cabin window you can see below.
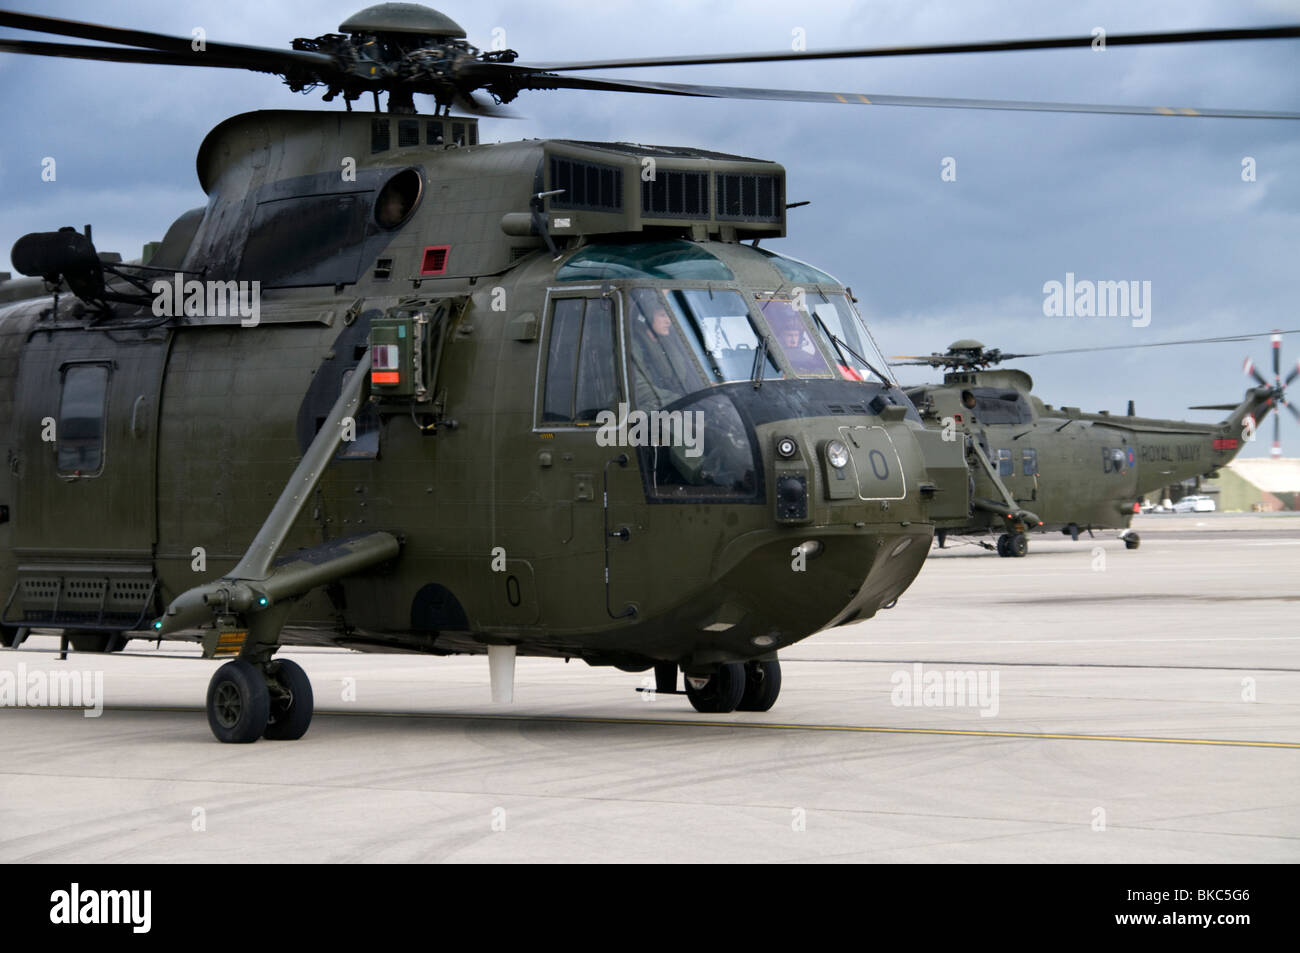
[996,448,1013,477]
[56,364,108,476]
[541,297,621,424]
[1022,448,1038,476]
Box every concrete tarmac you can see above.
[2,513,1297,862]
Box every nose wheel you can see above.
[997,532,1028,557]
[738,660,782,711]
[206,656,314,743]
[206,659,270,743]
[684,663,747,713]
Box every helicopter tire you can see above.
[1124,533,1141,551]
[654,661,677,694]
[206,659,270,744]
[1009,533,1029,557]
[738,660,781,712]
[684,663,746,713]
[263,658,314,741]
[996,534,1011,557]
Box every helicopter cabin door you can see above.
[533,291,640,619]
[7,326,170,631]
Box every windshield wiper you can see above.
[809,310,888,382]
[750,334,771,388]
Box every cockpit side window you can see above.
[541,297,621,424]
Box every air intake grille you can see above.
[398,119,420,148]
[371,119,390,154]
[641,170,709,218]
[550,156,624,212]
[716,172,782,222]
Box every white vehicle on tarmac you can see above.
[1172,495,1216,513]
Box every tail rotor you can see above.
[1244,332,1299,457]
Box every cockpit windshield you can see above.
[757,296,834,378]
[801,290,886,383]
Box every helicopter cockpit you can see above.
[554,240,891,390]
[546,239,904,502]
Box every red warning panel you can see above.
[420,245,450,275]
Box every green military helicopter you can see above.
[0,5,1296,741]
[893,334,1298,556]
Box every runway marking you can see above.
[785,658,1300,672]
[9,705,1298,749]
[809,636,1300,645]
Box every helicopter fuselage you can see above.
[0,109,938,676]
[907,367,1270,541]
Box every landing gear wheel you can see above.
[0,624,27,649]
[684,663,746,713]
[996,534,1011,557]
[738,660,781,712]
[206,659,270,744]
[263,658,314,741]
[1124,533,1141,551]
[1009,533,1028,557]
[654,662,677,694]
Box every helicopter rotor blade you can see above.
[530,73,1300,120]
[525,25,1300,73]
[1273,333,1283,379]
[0,37,289,71]
[1004,330,1300,361]
[1283,399,1300,424]
[1245,357,1269,387]
[1286,359,1300,387]
[0,9,333,74]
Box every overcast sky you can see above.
[2,0,1298,456]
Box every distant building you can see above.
[1207,458,1300,511]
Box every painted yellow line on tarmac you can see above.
[17,705,1298,749]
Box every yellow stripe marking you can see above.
[835,94,848,103]
[31,706,1297,749]
[857,94,871,104]
[1156,106,1175,115]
